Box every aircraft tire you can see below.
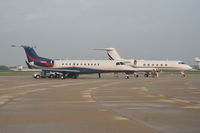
[135,75,139,78]
[35,75,40,79]
[72,75,76,79]
[49,74,54,78]
[60,75,65,79]
[125,76,130,79]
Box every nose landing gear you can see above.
[125,75,130,79]
[181,72,186,77]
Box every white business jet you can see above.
[96,48,192,77]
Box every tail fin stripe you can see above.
[27,55,40,62]
[107,53,114,60]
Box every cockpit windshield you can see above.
[116,62,125,65]
[120,62,125,65]
[178,62,185,64]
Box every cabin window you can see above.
[65,63,67,66]
[77,63,79,66]
[143,64,146,66]
[156,64,158,66]
[69,63,71,66]
[161,64,163,66]
[165,64,167,66]
[73,63,75,65]
[152,64,154,66]
[98,64,100,66]
[80,63,82,65]
[84,63,86,66]
[91,64,93,66]
[62,63,64,66]
[94,64,96,66]
[147,64,150,66]
[88,63,90,66]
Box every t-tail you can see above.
[195,57,200,69]
[95,48,124,61]
[12,45,54,68]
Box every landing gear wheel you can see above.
[35,75,40,79]
[144,73,149,77]
[125,75,130,79]
[49,74,54,78]
[60,75,65,79]
[181,72,186,78]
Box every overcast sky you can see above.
[0,0,200,66]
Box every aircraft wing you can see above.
[43,68,80,73]
[134,68,157,72]
[123,61,131,63]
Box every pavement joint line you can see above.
[113,116,129,121]
[52,80,109,88]
[127,107,151,110]
[183,104,200,109]
[170,98,191,104]
[99,109,108,112]
[0,88,49,106]
[100,82,121,88]
[52,83,88,87]
[9,101,98,104]
[131,86,193,105]
[189,87,198,89]
[81,87,99,100]
[0,82,50,91]
[98,100,137,103]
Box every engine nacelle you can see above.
[130,60,137,66]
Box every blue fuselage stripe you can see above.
[57,67,131,74]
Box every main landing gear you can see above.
[144,71,158,78]
[33,71,79,79]
[98,73,101,78]
[181,72,186,77]
[67,73,79,79]
[125,75,130,79]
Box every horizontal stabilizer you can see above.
[11,45,36,48]
[195,57,200,62]
[94,48,115,51]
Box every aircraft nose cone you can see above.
[186,65,192,70]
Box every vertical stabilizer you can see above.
[195,57,200,69]
[22,46,41,62]
[12,45,54,67]
[95,48,124,61]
